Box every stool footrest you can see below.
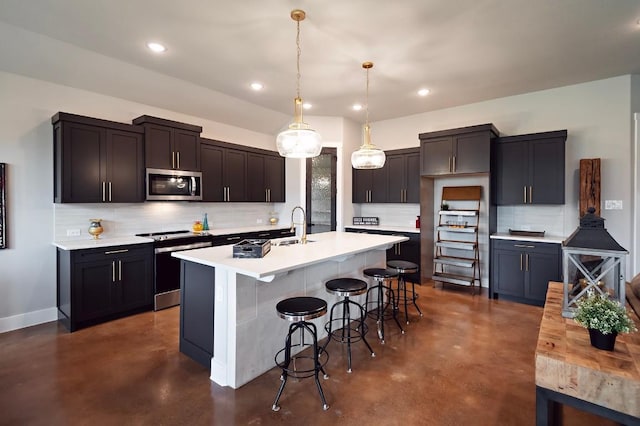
[324,320,369,344]
[274,345,329,379]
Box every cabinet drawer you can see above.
[72,244,152,263]
[491,239,559,254]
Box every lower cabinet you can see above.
[345,227,421,283]
[57,244,153,331]
[491,239,561,306]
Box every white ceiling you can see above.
[1,0,639,135]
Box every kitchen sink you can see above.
[273,238,315,246]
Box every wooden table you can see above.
[535,282,640,425]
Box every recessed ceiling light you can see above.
[146,42,167,53]
[302,103,312,110]
[250,82,264,91]
[352,104,363,111]
[418,88,430,97]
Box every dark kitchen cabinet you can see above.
[52,112,145,203]
[200,139,248,202]
[133,115,202,171]
[387,148,420,203]
[419,124,498,176]
[490,239,561,306]
[493,130,566,205]
[247,152,285,202]
[57,243,153,332]
[352,167,388,203]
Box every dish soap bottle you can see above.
[202,213,209,231]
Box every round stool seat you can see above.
[325,278,368,297]
[276,297,327,322]
[387,260,418,274]
[363,268,399,279]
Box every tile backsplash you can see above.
[54,202,283,241]
[358,203,420,228]
[496,205,565,236]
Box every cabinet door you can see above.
[405,152,421,203]
[454,132,490,174]
[529,139,565,204]
[224,148,247,202]
[61,122,106,203]
[265,155,285,202]
[494,140,528,205]
[106,129,144,202]
[118,250,153,311]
[144,125,174,169]
[491,248,525,297]
[246,153,266,202]
[174,130,200,171]
[201,143,225,202]
[73,260,116,321]
[420,137,451,175]
[525,250,561,303]
[370,167,388,202]
[352,168,370,203]
[386,154,406,203]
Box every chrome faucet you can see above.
[290,206,308,244]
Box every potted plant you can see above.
[440,202,449,211]
[573,290,637,351]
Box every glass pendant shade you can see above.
[351,124,386,169]
[277,97,322,158]
[276,10,321,159]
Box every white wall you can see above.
[0,71,285,333]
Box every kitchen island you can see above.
[172,231,408,388]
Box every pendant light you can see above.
[351,61,385,169]
[276,9,322,158]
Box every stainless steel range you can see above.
[136,230,212,310]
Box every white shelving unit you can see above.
[433,186,482,293]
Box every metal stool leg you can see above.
[307,322,329,410]
[272,322,296,411]
[410,281,423,317]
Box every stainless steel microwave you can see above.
[146,168,203,201]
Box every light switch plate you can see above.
[66,229,81,236]
[604,200,623,210]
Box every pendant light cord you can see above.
[296,19,301,100]
[365,66,370,127]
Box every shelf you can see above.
[432,272,475,287]
[434,255,476,268]
[436,225,477,233]
[439,210,478,216]
[436,240,476,250]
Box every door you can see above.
[306,148,336,234]
[495,140,528,205]
[173,130,200,171]
[62,122,106,203]
[201,143,224,201]
[454,132,491,174]
[420,137,451,175]
[107,129,144,202]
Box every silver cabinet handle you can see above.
[108,182,112,202]
[105,249,129,255]
[529,186,532,204]
[176,151,180,169]
[452,156,456,172]
[448,156,452,173]
[525,254,529,272]
[268,188,271,202]
[226,236,241,241]
[102,181,106,202]
[258,233,269,237]
[118,260,122,281]
[520,253,523,271]
[172,151,176,169]
[112,261,116,282]
[523,186,527,204]
[514,244,535,249]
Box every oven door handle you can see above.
[155,241,212,254]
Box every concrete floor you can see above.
[0,284,619,425]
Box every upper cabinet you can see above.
[352,147,420,204]
[247,153,285,203]
[493,130,566,205]
[200,139,247,202]
[132,115,202,171]
[419,124,498,176]
[52,112,145,203]
[386,148,420,203]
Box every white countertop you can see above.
[345,225,420,234]
[172,231,408,280]
[490,232,565,244]
[53,236,154,250]
[52,225,292,250]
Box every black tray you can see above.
[509,229,545,237]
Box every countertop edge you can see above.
[491,233,565,244]
[344,225,420,234]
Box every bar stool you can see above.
[322,278,375,373]
[363,268,404,344]
[272,296,330,412]
[387,260,423,324]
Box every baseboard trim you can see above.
[0,307,58,334]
